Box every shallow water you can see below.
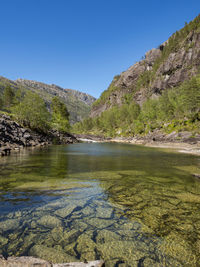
[0,143,200,266]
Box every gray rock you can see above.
[54,205,76,218]
[37,215,62,228]
[95,206,113,218]
[29,245,78,263]
[0,218,20,232]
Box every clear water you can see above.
[0,143,200,266]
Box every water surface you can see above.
[0,143,200,266]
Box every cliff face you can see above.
[0,77,96,123]
[91,15,200,118]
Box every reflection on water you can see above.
[0,143,200,266]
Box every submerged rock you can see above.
[77,233,96,261]
[96,229,120,244]
[0,235,8,246]
[97,240,147,265]
[84,217,114,229]
[29,245,78,263]
[54,205,77,218]
[37,215,62,228]
[95,206,113,219]
[0,218,20,233]
[158,232,197,264]
[176,192,200,203]
[63,229,81,244]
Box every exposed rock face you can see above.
[0,255,104,267]
[0,77,96,123]
[91,15,200,117]
[16,79,96,107]
[0,114,77,156]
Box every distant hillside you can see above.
[0,77,96,123]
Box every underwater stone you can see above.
[176,192,200,203]
[95,206,113,218]
[63,229,81,244]
[158,232,197,264]
[72,220,88,231]
[97,241,147,264]
[37,215,62,228]
[96,229,120,244]
[77,233,96,253]
[51,227,64,242]
[104,259,125,267]
[54,204,77,218]
[121,222,140,230]
[176,223,194,232]
[81,206,94,216]
[29,244,78,263]
[0,235,8,245]
[0,218,20,232]
[64,241,77,256]
[143,258,160,266]
[77,233,96,262]
[84,218,114,228]
[168,198,181,206]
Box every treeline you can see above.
[73,75,200,136]
[0,86,70,133]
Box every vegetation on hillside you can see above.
[0,87,70,134]
[92,14,200,108]
[73,74,200,136]
[51,96,70,132]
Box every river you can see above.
[0,143,200,266]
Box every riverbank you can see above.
[111,138,200,156]
[0,114,77,156]
[75,130,200,156]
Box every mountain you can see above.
[0,77,96,123]
[91,15,200,117]
[74,15,200,137]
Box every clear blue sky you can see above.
[1,0,199,98]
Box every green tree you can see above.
[180,77,200,116]
[12,91,50,132]
[3,85,15,108]
[0,96,3,110]
[157,91,175,120]
[128,102,141,121]
[141,99,158,122]
[51,96,70,132]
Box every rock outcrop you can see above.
[0,255,104,267]
[0,114,77,156]
[91,14,200,117]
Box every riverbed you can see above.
[0,143,200,266]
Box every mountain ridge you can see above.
[0,76,96,123]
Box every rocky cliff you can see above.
[0,77,96,123]
[91,14,200,117]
